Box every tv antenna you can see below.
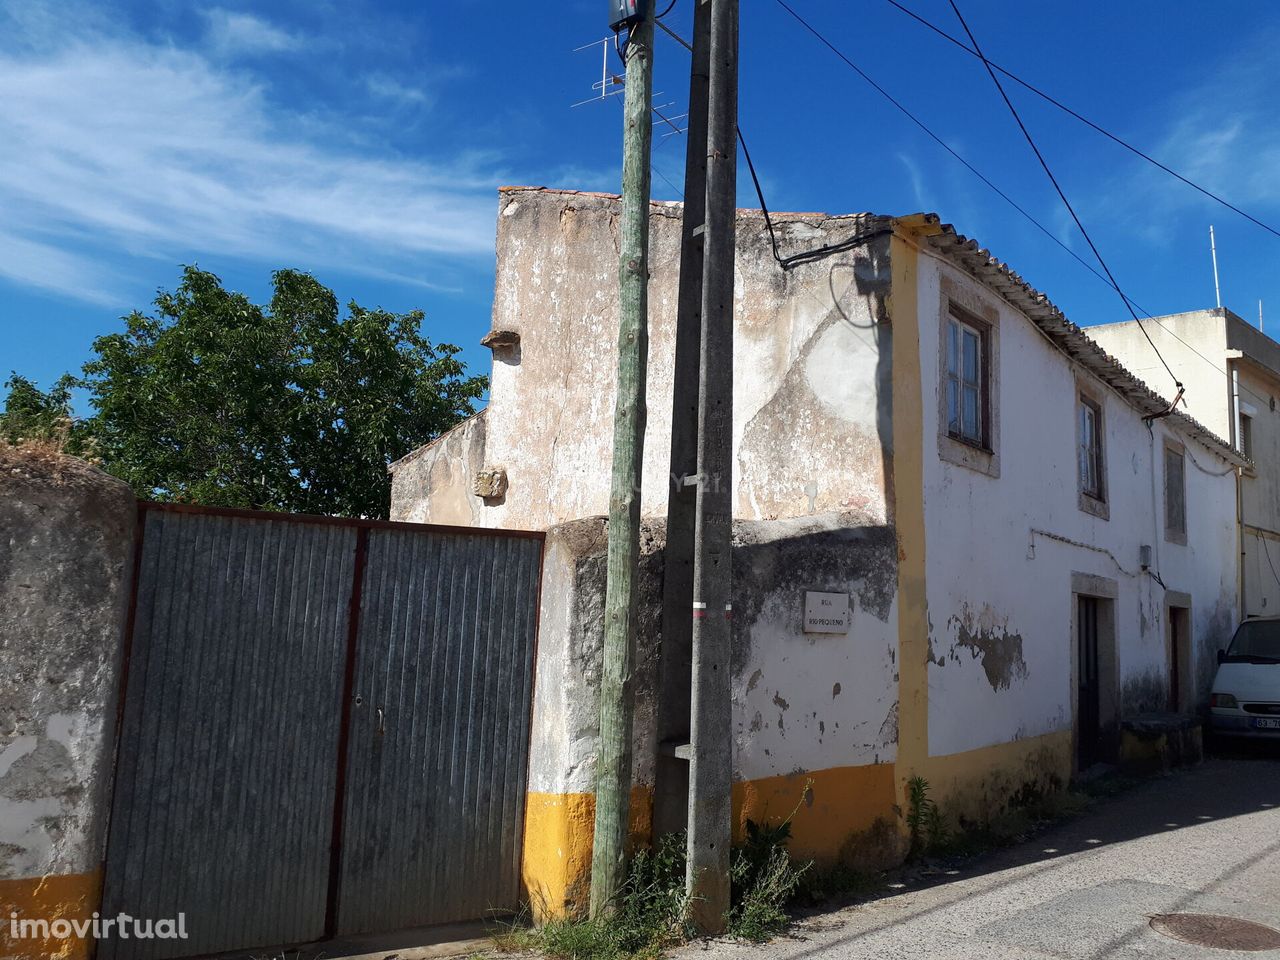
[571,38,687,138]
[572,38,625,108]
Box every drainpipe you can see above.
[1231,362,1247,617]
[1232,364,1243,454]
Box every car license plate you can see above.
[1254,718,1280,730]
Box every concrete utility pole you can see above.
[687,0,737,934]
[590,8,655,920]
[655,0,711,839]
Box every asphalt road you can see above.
[687,743,1280,960]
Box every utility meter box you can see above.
[610,0,646,31]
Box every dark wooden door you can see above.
[1077,596,1101,769]
[1169,609,1183,712]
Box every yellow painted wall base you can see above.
[522,764,902,920]
[0,870,102,960]
[521,785,653,920]
[1120,725,1203,776]
[921,730,1074,825]
[732,763,899,865]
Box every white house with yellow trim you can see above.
[390,188,1244,917]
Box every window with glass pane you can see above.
[945,315,984,445]
[1079,396,1103,499]
[1165,447,1186,536]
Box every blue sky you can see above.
[3,0,1280,412]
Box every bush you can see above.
[727,819,809,941]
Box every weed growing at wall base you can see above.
[9,912,188,942]
[494,825,810,960]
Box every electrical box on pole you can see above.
[610,0,647,31]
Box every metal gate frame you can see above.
[103,502,546,958]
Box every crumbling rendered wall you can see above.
[522,511,902,918]
[0,449,135,960]
[520,518,661,920]
[390,187,896,531]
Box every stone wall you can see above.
[0,448,135,960]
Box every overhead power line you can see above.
[769,1,1137,283]
[945,0,1182,393]
[884,0,1280,243]
[766,0,1269,431]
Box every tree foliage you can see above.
[8,266,486,518]
[0,373,87,452]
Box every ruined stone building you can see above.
[390,187,1244,916]
[1091,307,1280,618]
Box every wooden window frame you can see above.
[1164,440,1188,545]
[1076,385,1109,520]
[937,275,1001,479]
[945,309,991,450]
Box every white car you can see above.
[1209,616,1280,738]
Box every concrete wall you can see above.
[0,448,135,960]
[391,187,896,530]
[1236,356,1280,616]
[914,256,1239,821]
[519,512,902,918]
[1088,311,1232,439]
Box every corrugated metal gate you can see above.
[101,504,544,960]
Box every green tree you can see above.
[0,373,86,452]
[78,266,486,518]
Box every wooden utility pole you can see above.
[590,9,654,920]
[654,0,711,839]
[687,0,737,935]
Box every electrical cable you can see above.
[883,0,1280,243]
[738,126,891,269]
[769,2,1150,291]
[656,0,678,20]
[767,0,1280,417]
[689,1,1272,431]
[1261,533,1280,592]
[945,0,1182,396]
[1184,445,1239,477]
[614,23,638,67]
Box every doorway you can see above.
[1077,595,1102,769]
[1168,602,1191,712]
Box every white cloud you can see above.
[897,153,929,212]
[1091,37,1280,239]
[202,8,304,57]
[365,74,431,106]
[0,6,500,304]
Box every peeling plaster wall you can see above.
[0,449,135,959]
[521,511,901,910]
[525,518,662,801]
[524,511,899,803]
[391,188,895,530]
[730,513,899,781]
[389,411,488,526]
[917,257,1239,761]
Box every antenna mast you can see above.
[1210,225,1222,309]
